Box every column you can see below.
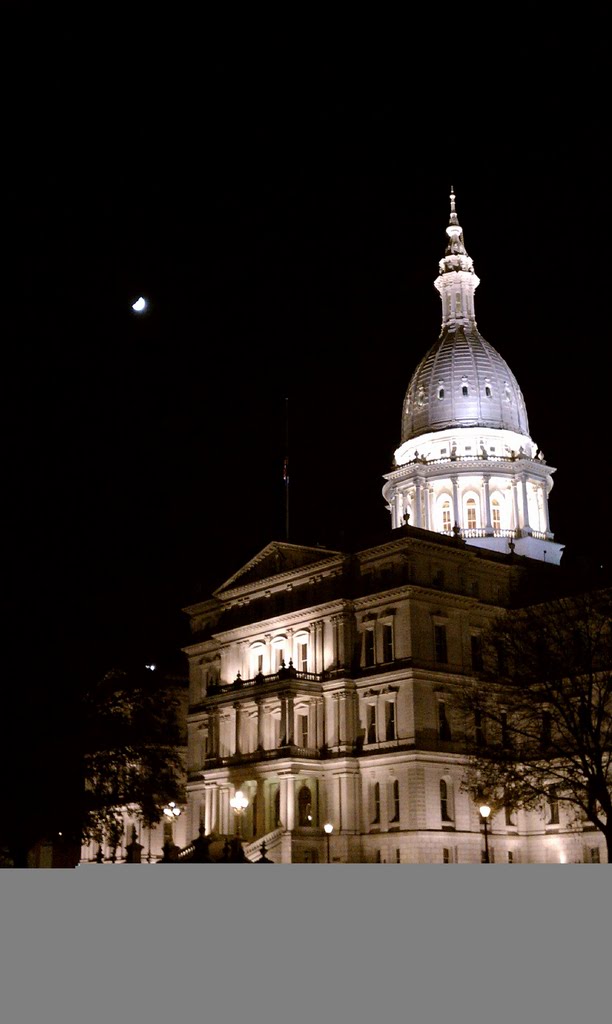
[414,478,423,527]
[285,695,294,745]
[210,709,220,757]
[234,703,242,755]
[481,475,492,533]
[511,481,520,532]
[520,474,530,532]
[316,697,325,748]
[424,486,432,530]
[540,481,551,533]
[332,617,339,667]
[451,475,460,528]
[308,699,316,749]
[256,699,266,750]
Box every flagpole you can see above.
[284,396,289,542]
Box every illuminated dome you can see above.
[401,326,530,442]
[382,189,564,565]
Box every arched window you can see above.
[391,779,400,822]
[440,778,453,821]
[466,497,477,531]
[298,785,313,826]
[441,499,452,533]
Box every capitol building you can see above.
[82,192,605,865]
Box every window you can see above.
[375,850,382,863]
[438,700,451,741]
[440,778,453,821]
[382,622,394,662]
[441,500,451,532]
[474,709,484,747]
[438,387,445,400]
[298,641,308,673]
[298,785,313,826]
[434,623,448,664]
[396,848,401,863]
[462,385,469,397]
[492,499,501,531]
[385,702,396,741]
[303,850,319,863]
[298,713,309,747]
[274,647,286,671]
[432,568,445,588]
[589,847,601,864]
[548,786,559,825]
[367,704,377,744]
[471,634,483,672]
[390,779,400,822]
[504,802,516,827]
[372,782,381,824]
[443,847,451,863]
[466,498,477,531]
[485,384,492,397]
[507,851,514,863]
[364,628,375,667]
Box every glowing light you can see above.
[132,296,147,312]
[145,664,156,671]
[479,804,491,819]
[230,790,248,812]
[323,823,334,835]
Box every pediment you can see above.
[213,541,343,594]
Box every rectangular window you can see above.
[396,849,401,863]
[375,850,382,863]
[433,568,445,588]
[385,702,396,741]
[470,634,483,672]
[548,785,559,825]
[382,622,394,662]
[443,847,451,863]
[590,847,600,864]
[298,642,308,673]
[434,623,448,664]
[467,505,477,530]
[367,704,377,744]
[438,700,451,741]
[504,803,516,827]
[364,629,375,667]
[257,653,264,673]
[507,851,514,863]
[474,709,484,747]
[275,647,286,671]
[372,781,381,824]
[298,714,308,747]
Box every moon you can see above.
[132,296,147,312]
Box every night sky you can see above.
[2,24,610,833]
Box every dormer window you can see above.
[462,385,469,397]
[438,387,445,400]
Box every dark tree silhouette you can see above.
[456,587,612,862]
[80,667,185,853]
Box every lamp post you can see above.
[479,803,491,863]
[163,801,181,837]
[230,789,249,838]
[324,822,334,863]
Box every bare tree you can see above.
[456,587,612,861]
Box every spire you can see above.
[445,186,467,257]
[435,187,479,325]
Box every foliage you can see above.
[456,587,612,860]
[80,668,185,848]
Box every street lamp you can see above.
[479,803,491,863]
[230,789,249,838]
[324,822,334,863]
[163,801,181,843]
